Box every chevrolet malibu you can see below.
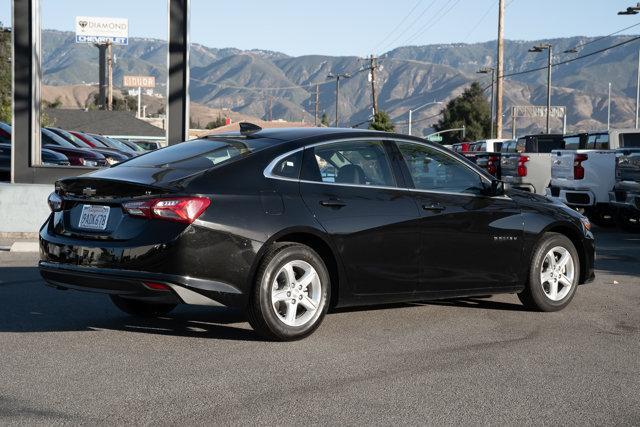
[39,125,595,340]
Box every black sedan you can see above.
[39,125,595,340]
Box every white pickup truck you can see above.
[500,134,565,194]
[546,130,640,225]
[609,147,640,230]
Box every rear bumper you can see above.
[39,261,243,307]
[546,186,595,207]
[609,184,640,212]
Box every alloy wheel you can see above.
[540,246,575,301]
[271,260,322,327]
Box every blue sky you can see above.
[0,0,639,56]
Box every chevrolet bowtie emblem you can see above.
[82,187,96,196]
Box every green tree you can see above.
[43,97,63,109]
[320,112,329,127]
[433,82,490,144]
[0,30,11,124]
[368,110,395,132]
[205,115,226,129]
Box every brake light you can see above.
[123,197,210,224]
[573,154,588,180]
[487,155,500,176]
[143,281,171,291]
[517,155,529,177]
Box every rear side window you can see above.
[271,151,302,179]
[563,136,581,150]
[536,137,564,153]
[301,140,396,187]
[619,133,640,148]
[119,138,271,170]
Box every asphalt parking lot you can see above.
[0,229,638,425]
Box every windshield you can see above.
[52,128,91,148]
[41,129,76,148]
[118,138,273,170]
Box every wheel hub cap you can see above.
[540,246,575,302]
[271,260,322,327]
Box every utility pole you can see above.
[107,42,113,111]
[327,73,351,127]
[367,54,379,116]
[268,95,273,121]
[495,0,505,138]
[311,83,320,126]
[608,82,612,130]
[636,50,640,128]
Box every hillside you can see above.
[40,30,640,137]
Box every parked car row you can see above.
[0,122,156,180]
[457,130,640,230]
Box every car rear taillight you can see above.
[122,197,210,224]
[461,143,470,152]
[573,154,588,180]
[487,155,500,176]
[517,155,529,177]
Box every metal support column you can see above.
[167,0,189,145]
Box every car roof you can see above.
[209,127,429,147]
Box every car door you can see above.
[299,139,421,296]
[392,140,524,294]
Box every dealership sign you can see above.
[123,75,156,88]
[75,16,129,45]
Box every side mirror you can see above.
[482,179,505,197]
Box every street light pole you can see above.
[327,73,351,127]
[408,101,443,136]
[529,44,552,133]
[477,67,496,138]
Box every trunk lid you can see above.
[54,167,197,240]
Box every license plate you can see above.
[78,205,110,230]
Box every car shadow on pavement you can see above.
[0,266,264,341]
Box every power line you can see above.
[377,0,439,54]
[372,0,422,54]
[500,35,640,79]
[403,0,463,47]
[564,21,640,53]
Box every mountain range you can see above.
[40,29,640,137]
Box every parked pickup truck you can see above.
[609,148,640,230]
[500,134,564,194]
[465,139,511,178]
[547,130,640,225]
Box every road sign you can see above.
[427,135,443,142]
[123,75,156,88]
[75,16,128,45]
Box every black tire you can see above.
[247,243,330,341]
[110,295,177,317]
[518,233,580,312]
[615,208,640,233]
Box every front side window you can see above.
[396,142,484,195]
[302,140,396,187]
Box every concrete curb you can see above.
[10,242,39,253]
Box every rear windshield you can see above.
[619,132,640,148]
[118,138,272,170]
[517,136,563,153]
